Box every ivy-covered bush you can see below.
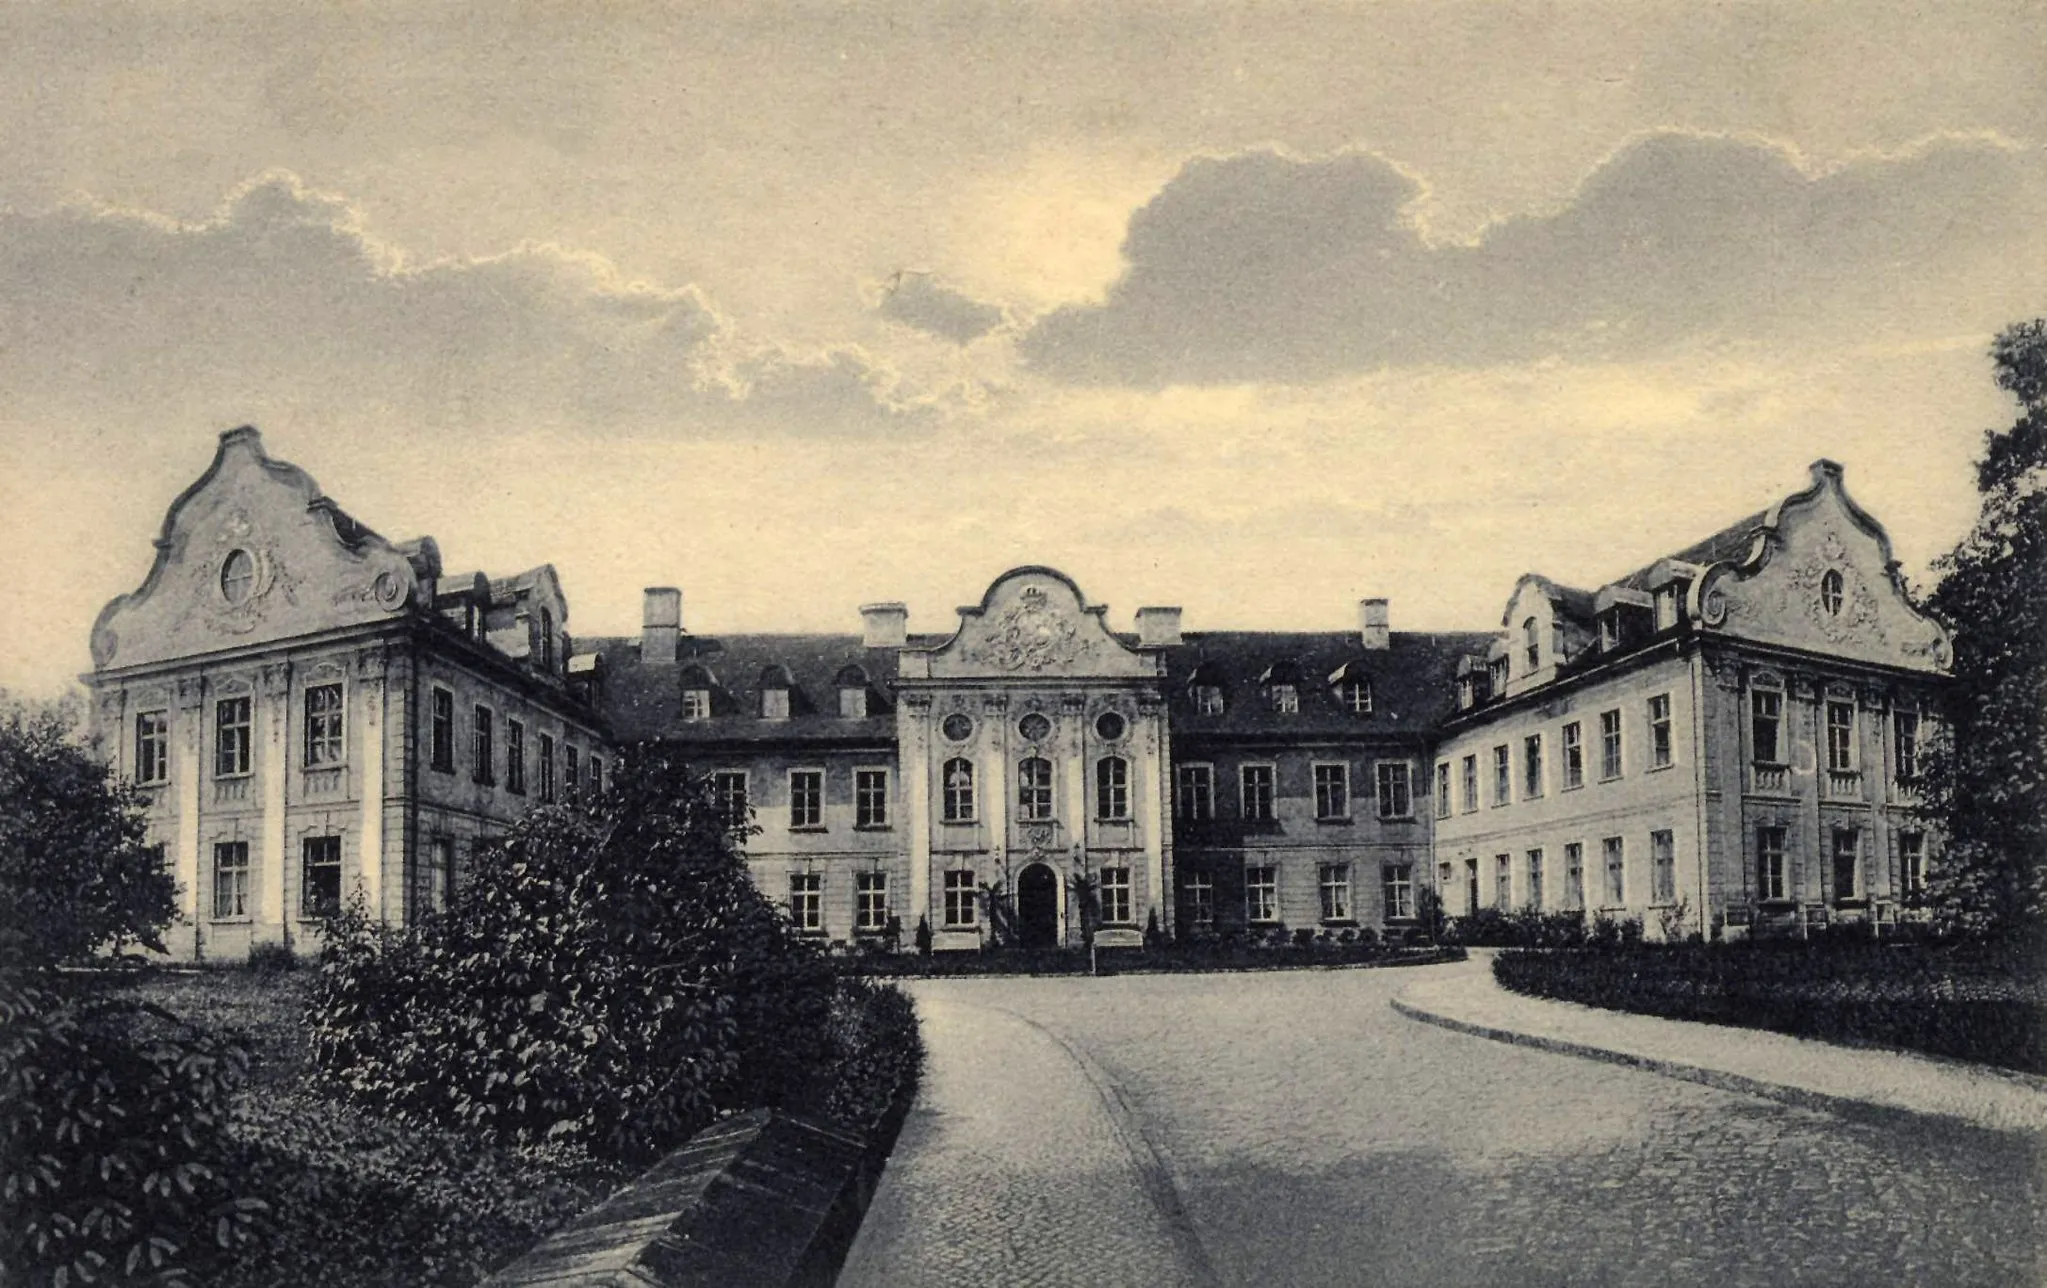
[0,979,266,1288]
[305,745,836,1161]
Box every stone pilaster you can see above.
[259,661,291,938]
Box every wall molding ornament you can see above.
[967,586,1084,672]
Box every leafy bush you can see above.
[245,942,298,976]
[815,977,923,1158]
[1447,908,1595,949]
[0,978,266,1287]
[1494,940,2047,1074]
[306,745,836,1161]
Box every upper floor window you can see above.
[1313,763,1349,820]
[1820,569,1845,616]
[1460,754,1478,813]
[1522,617,1540,673]
[789,769,823,828]
[856,768,889,827]
[943,758,976,822]
[430,687,454,772]
[1435,763,1451,819]
[1337,679,1372,713]
[1599,709,1623,780]
[1192,684,1225,716]
[1491,744,1511,806]
[1270,684,1299,714]
[1522,734,1544,798]
[506,720,526,795]
[304,683,344,768]
[1376,762,1413,820]
[1752,689,1783,763]
[538,733,556,802]
[472,706,495,785]
[1018,757,1054,820]
[1648,694,1674,769]
[712,769,749,819]
[219,549,256,605]
[1096,757,1130,820]
[1826,700,1857,772]
[1562,721,1584,789]
[215,696,252,778]
[1176,764,1214,820]
[1241,764,1276,822]
[135,711,169,785]
[682,689,712,721]
[1894,711,1920,781]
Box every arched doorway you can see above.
[1017,863,1060,949]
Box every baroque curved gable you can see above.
[915,566,1157,680]
[90,428,422,671]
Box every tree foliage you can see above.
[305,744,836,1160]
[0,692,177,969]
[1924,318,2047,939]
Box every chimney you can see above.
[1360,598,1390,650]
[641,587,682,664]
[1136,606,1183,648]
[860,602,908,649]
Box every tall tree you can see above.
[0,691,176,969]
[1925,320,2047,939]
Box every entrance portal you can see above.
[1017,863,1059,949]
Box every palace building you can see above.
[87,430,1948,959]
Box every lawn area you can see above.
[107,966,631,1288]
[1493,940,2047,1075]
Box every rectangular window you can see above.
[1097,757,1130,820]
[1491,744,1511,806]
[713,770,749,819]
[1245,865,1278,923]
[1894,711,1920,781]
[430,687,454,772]
[588,756,603,796]
[212,841,249,919]
[1193,685,1224,716]
[1382,864,1414,920]
[1526,849,1545,912]
[1375,762,1412,820]
[1757,827,1788,901]
[1176,764,1214,820]
[761,689,791,721]
[942,759,976,822]
[1101,867,1133,924]
[943,869,977,927]
[471,706,494,785]
[506,720,526,795]
[790,769,824,828]
[1271,684,1299,714]
[428,836,455,914]
[301,835,342,919]
[789,873,823,933]
[1650,829,1676,903]
[1495,854,1512,908]
[1564,842,1585,910]
[1314,763,1350,820]
[1648,694,1674,769]
[565,745,580,800]
[538,734,556,802]
[1562,721,1583,789]
[1899,831,1926,896]
[682,689,712,721]
[1182,872,1215,930]
[1752,689,1782,763]
[856,871,889,931]
[1319,863,1353,922]
[1602,836,1626,906]
[1241,764,1275,821]
[856,768,889,827]
[1826,700,1856,772]
[840,687,869,719]
[135,711,169,785]
[1523,733,1544,799]
[1460,755,1478,813]
[1435,763,1451,819]
[1600,709,1623,780]
[214,696,252,778]
[304,683,344,768]
[1832,828,1861,901]
[1018,758,1055,821]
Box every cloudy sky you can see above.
[3,0,2043,695]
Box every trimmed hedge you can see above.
[841,939,1463,977]
[1494,941,2047,1074]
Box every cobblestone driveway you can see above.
[845,963,2043,1288]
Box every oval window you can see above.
[1095,711,1127,741]
[220,549,256,605]
[1018,712,1052,742]
[941,713,974,742]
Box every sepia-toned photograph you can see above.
[1,2,2042,1285]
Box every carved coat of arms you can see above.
[976,587,1082,672]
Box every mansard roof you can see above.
[1613,508,1771,593]
[591,633,914,744]
[1159,630,1495,741]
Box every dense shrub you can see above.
[244,942,298,976]
[0,978,266,1287]
[306,745,836,1161]
[1494,940,2047,1074]
[1447,908,1612,949]
[814,977,923,1157]
[841,938,1462,977]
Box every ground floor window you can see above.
[1100,867,1132,924]
[1245,865,1278,923]
[1526,849,1544,912]
[943,869,976,927]
[1899,831,1926,897]
[789,872,823,933]
[1494,854,1512,908]
[1318,863,1352,922]
[301,835,342,919]
[428,836,455,914]
[1182,870,1215,930]
[1602,837,1625,906]
[1757,827,1787,901]
[1832,828,1861,902]
[213,841,249,919]
[1382,864,1414,920]
[856,871,888,931]
[1649,830,1676,904]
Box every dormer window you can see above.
[1551,622,1567,667]
[1260,662,1301,714]
[1522,618,1540,672]
[1270,685,1298,714]
[1458,675,1479,710]
[1193,685,1224,716]
[1487,657,1510,694]
[1338,680,1371,713]
[1655,586,1681,631]
[683,689,712,720]
[762,688,791,720]
[834,664,870,719]
[1600,612,1620,652]
[540,608,556,672]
